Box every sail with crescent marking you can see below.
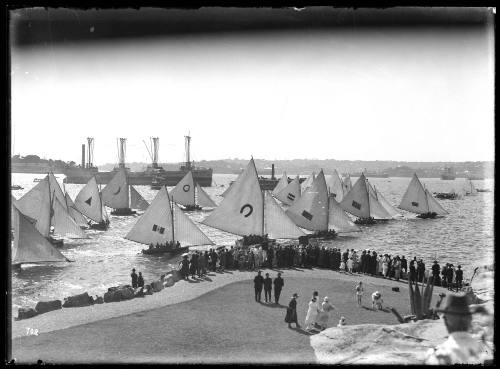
[64,193,89,227]
[52,197,88,238]
[172,204,214,245]
[301,172,316,193]
[130,186,149,210]
[275,175,301,206]
[101,168,130,209]
[169,171,196,207]
[425,189,448,215]
[328,196,361,233]
[342,174,352,193]
[12,204,69,265]
[286,170,329,231]
[398,174,430,215]
[339,174,371,218]
[201,159,264,236]
[196,183,217,208]
[272,172,288,196]
[327,169,345,202]
[75,177,105,223]
[264,191,305,239]
[374,186,402,218]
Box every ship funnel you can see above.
[81,144,86,168]
[117,138,126,168]
[87,137,94,168]
[152,137,159,168]
[271,164,275,179]
[184,134,191,170]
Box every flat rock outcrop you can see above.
[17,307,38,320]
[62,292,94,308]
[35,300,62,315]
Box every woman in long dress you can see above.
[285,293,300,328]
[316,296,335,330]
[304,296,320,331]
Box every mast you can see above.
[171,194,175,243]
[184,134,191,170]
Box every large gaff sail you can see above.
[272,172,288,196]
[75,177,105,223]
[264,191,305,239]
[196,183,217,208]
[286,170,329,231]
[12,205,69,265]
[327,169,345,202]
[130,186,149,210]
[339,174,370,218]
[328,196,360,233]
[101,168,130,209]
[425,189,448,215]
[201,159,264,236]
[125,186,175,245]
[172,205,214,245]
[374,187,402,218]
[301,172,316,192]
[169,171,195,207]
[342,174,352,193]
[398,174,429,215]
[52,197,88,238]
[275,175,301,206]
[64,193,89,227]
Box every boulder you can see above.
[133,287,145,298]
[35,300,62,314]
[143,284,154,295]
[104,286,135,303]
[167,270,182,282]
[62,292,94,308]
[151,280,164,293]
[104,290,121,303]
[17,307,38,320]
[94,296,104,304]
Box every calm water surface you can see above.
[11,173,494,309]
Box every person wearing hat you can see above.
[431,260,441,286]
[304,292,320,331]
[337,316,346,327]
[371,291,383,310]
[253,271,264,302]
[263,273,273,303]
[285,293,300,328]
[446,264,455,291]
[424,294,491,364]
[316,296,335,331]
[130,269,138,288]
[273,272,284,304]
[455,265,463,292]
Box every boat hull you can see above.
[141,245,189,255]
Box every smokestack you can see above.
[271,164,275,179]
[82,144,86,168]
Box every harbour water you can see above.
[11,173,494,310]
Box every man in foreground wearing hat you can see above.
[253,271,264,303]
[424,294,491,364]
[285,293,300,328]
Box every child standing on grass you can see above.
[347,257,353,274]
[355,281,363,307]
[340,260,346,272]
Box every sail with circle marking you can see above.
[275,175,301,206]
[201,159,264,236]
[52,196,88,238]
[11,204,69,265]
[374,186,402,218]
[286,170,329,231]
[169,171,195,207]
[264,191,305,239]
[301,172,316,193]
[425,189,448,215]
[327,169,345,202]
[272,172,288,196]
[101,168,130,209]
[339,174,371,218]
[342,174,352,193]
[75,177,106,223]
[398,174,430,215]
[130,186,149,210]
[64,193,89,227]
[172,204,214,245]
[196,183,217,208]
[328,196,361,233]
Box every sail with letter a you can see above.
[169,171,195,207]
[196,183,217,208]
[130,186,149,210]
[75,177,106,224]
[328,196,360,233]
[101,168,130,209]
[327,169,345,202]
[275,175,301,206]
[272,172,288,196]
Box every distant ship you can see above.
[440,167,456,180]
[352,169,389,178]
[63,136,213,187]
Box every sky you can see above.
[10,12,495,165]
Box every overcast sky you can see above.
[10,14,494,165]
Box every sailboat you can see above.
[201,159,305,241]
[101,168,149,215]
[342,174,352,193]
[125,186,214,255]
[169,170,217,211]
[339,173,393,224]
[74,176,110,230]
[274,175,301,206]
[463,178,478,196]
[11,203,71,267]
[271,172,289,197]
[327,169,345,202]
[62,185,89,229]
[301,172,316,192]
[398,174,448,219]
[373,185,402,218]
[286,170,360,236]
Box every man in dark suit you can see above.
[264,273,273,303]
[254,271,264,302]
[131,268,138,288]
[273,272,284,304]
[455,265,463,292]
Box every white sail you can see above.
[275,175,301,206]
[328,196,361,233]
[169,171,195,207]
[196,183,217,208]
[75,177,105,224]
[130,186,149,210]
[301,172,316,192]
[327,169,345,202]
[37,179,52,237]
[375,187,402,218]
[173,205,214,245]
[201,159,264,236]
[398,174,429,215]
[264,191,305,239]
[368,189,393,220]
[339,174,370,218]
[286,170,329,231]
[48,172,68,211]
[425,189,448,215]
[101,168,130,209]
[12,205,69,265]
[16,175,49,221]
[220,182,233,198]
[272,172,288,196]
[125,186,175,245]
[342,174,352,193]
[52,197,88,238]
[64,193,89,227]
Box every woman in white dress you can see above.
[304,292,320,331]
[316,296,335,330]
